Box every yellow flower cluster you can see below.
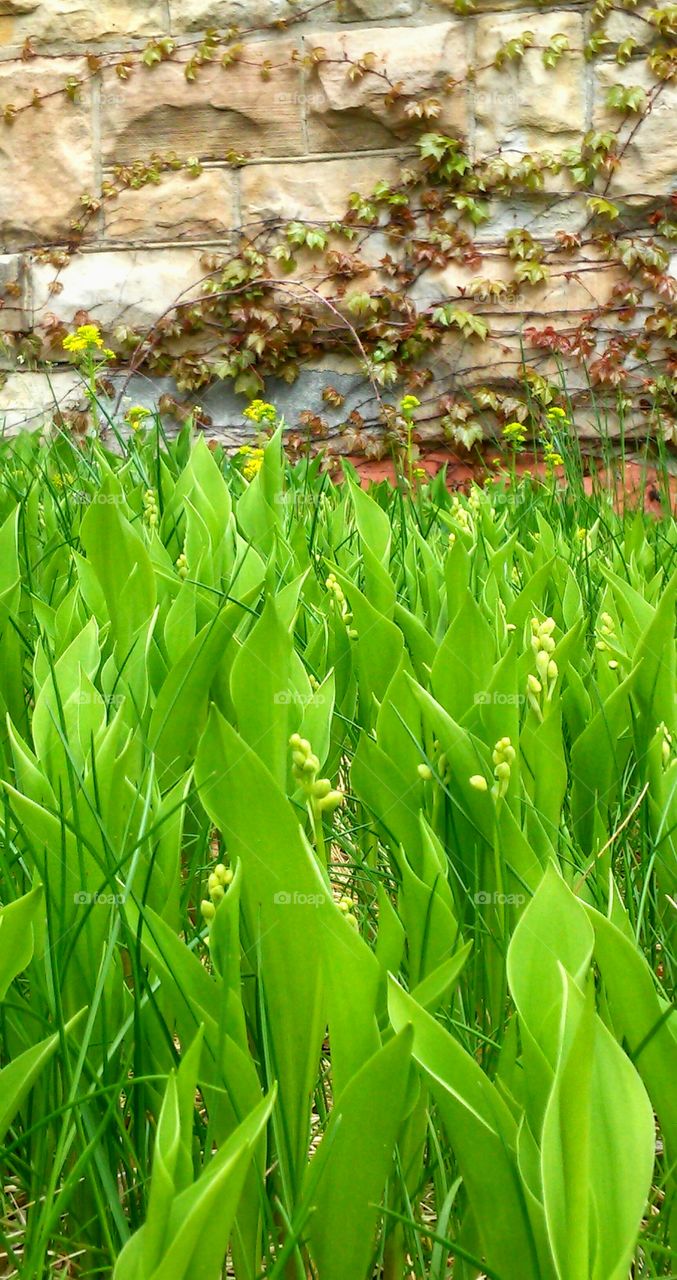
[62,324,114,359]
[125,405,152,431]
[502,420,527,448]
[243,399,277,425]
[238,444,265,481]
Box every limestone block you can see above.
[0,58,95,250]
[240,154,404,224]
[305,22,467,153]
[604,9,651,50]
[0,1,167,47]
[593,62,677,198]
[473,195,590,242]
[409,254,627,325]
[104,168,238,241]
[474,11,585,157]
[30,247,209,331]
[169,0,301,32]
[0,253,30,330]
[101,44,304,164]
[0,370,82,434]
[335,0,421,19]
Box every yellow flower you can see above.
[400,394,421,415]
[238,444,265,480]
[243,399,277,425]
[63,323,105,354]
[125,405,152,431]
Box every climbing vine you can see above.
[0,0,676,456]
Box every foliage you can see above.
[0,416,675,1277]
[0,0,676,449]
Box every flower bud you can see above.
[200,899,215,922]
[536,650,550,680]
[417,763,432,781]
[317,789,344,813]
[469,774,488,792]
[311,777,332,798]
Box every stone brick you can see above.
[603,9,651,50]
[240,154,404,224]
[306,22,467,153]
[409,255,623,315]
[335,0,421,19]
[593,62,677,198]
[101,45,304,164]
[473,195,590,242]
[168,0,299,31]
[0,370,82,433]
[0,253,30,330]
[0,58,95,250]
[474,12,585,157]
[30,247,208,331]
[104,168,238,242]
[0,1,167,48]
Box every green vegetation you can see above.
[0,410,675,1278]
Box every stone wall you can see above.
[0,0,675,449]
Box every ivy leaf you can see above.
[432,306,489,340]
[605,84,648,114]
[615,37,638,64]
[346,292,379,319]
[543,33,570,68]
[514,260,550,286]
[587,196,620,220]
